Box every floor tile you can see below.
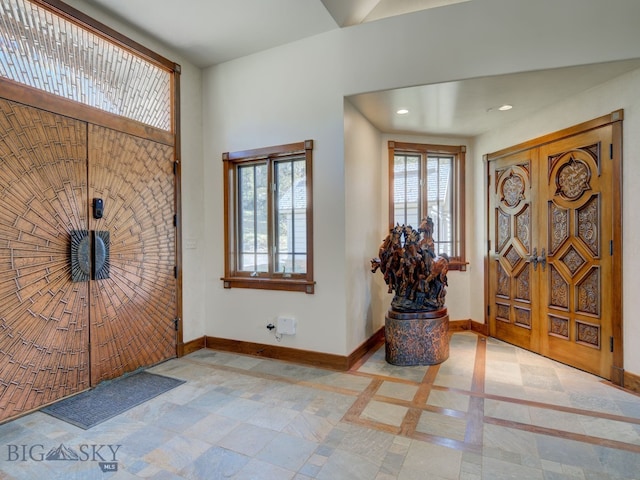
[218,423,278,456]
[361,400,408,427]
[2,332,639,480]
[415,410,467,441]
[255,431,317,471]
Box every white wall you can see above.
[472,67,640,374]
[203,33,349,355]
[64,0,206,343]
[344,100,384,351]
[69,0,640,373]
[203,0,640,358]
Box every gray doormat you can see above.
[41,371,185,429]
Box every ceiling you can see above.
[83,0,640,138]
[83,0,469,67]
[348,59,640,137]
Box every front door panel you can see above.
[488,150,540,352]
[88,125,176,385]
[0,100,177,422]
[488,122,617,379]
[0,99,89,420]
[538,127,614,377]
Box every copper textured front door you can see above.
[488,118,620,379]
[0,99,177,423]
[0,99,90,421]
[87,125,176,385]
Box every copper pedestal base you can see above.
[385,307,449,366]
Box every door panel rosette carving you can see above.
[575,266,600,317]
[548,201,569,256]
[496,164,530,209]
[576,194,600,258]
[555,156,592,202]
[548,264,569,310]
[514,307,531,329]
[575,320,600,349]
[549,314,570,340]
[495,302,511,323]
[548,143,600,185]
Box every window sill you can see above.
[221,277,315,294]
[447,261,469,272]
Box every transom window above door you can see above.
[0,0,173,131]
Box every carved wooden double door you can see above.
[488,115,622,379]
[0,98,177,422]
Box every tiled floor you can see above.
[1,332,639,479]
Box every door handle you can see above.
[537,248,547,271]
[529,247,539,270]
[93,230,110,280]
[528,247,547,271]
[70,230,110,281]
[71,230,91,282]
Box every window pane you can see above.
[427,155,453,256]
[275,157,306,274]
[0,0,171,130]
[238,163,268,272]
[393,154,420,227]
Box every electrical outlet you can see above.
[277,317,296,335]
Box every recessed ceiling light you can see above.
[498,104,513,111]
[396,108,409,115]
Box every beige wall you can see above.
[203,0,640,361]
[67,0,640,373]
[344,100,384,351]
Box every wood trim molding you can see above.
[178,336,206,357]
[205,327,385,371]
[0,78,174,146]
[204,336,349,370]
[450,319,489,336]
[487,109,623,161]
[623,370,640,395]
[347,327,385,368]
[36,0,178,71]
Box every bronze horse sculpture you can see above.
[371,217,449,312]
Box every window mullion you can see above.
[253,164,259,272]
[289,160,296,272]
[268,158,276,276]
[421,153,427,224]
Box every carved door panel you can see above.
[0,99,177,422]
[87,125,176,385]
[538,126,614,378]
[489,122,618,379]
[488,150,540,352]
[0,99,90,421]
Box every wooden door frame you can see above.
[484,110,624,385]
